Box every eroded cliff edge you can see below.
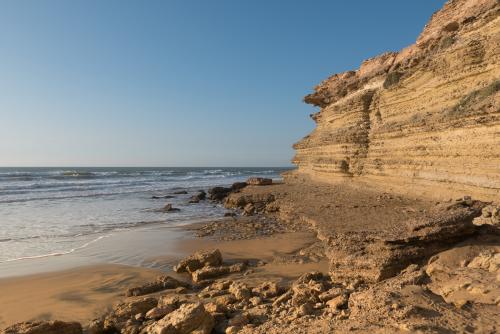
[293,0,500,201]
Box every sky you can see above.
[0,0,446,167]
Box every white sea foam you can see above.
[1,234,111,263]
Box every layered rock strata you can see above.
[293,0,500,201]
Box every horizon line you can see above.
[0,165,295,168]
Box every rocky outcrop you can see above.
[293,0,500,201]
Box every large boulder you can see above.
[149,302,214,334]
[3,321,82,334]
[174,249,223,273]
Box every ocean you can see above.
[0,167,290,264]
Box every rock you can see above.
[229,282,251,300]
[162,203,180,212]
[191,263,246,283]
[297,302,314,316]
[126,275,189,296]
[290,272,329,306]
[227,313,250,327]
[175,286,188,294]
[229,263,246,273]
[231,182,248,191]
[475,204,500,226]
[208,187,232,201]
[225,326,240,334]
[86,319,104,334]
[213,294,237,306]
[246,177,272,186]
[158,294,189,309]
[204,302,227,314]
[149,302,214,334]
[210,280,233,291]
[326,294,348,310]
[252,282,282,298]
[319,288,344,302]
[174,249,223,273]
[3,321,83,334]
[443,20,459,32]
[192,266,230,283]
[146,305,175,320]
[104,297,157,330]
[249,296,262,306]
[243,203,255,216]
[152,195,175,199]
[173,190,188,195]
[272,290,293,307]
[190,191,207,203]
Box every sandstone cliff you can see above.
[293,0,500,201]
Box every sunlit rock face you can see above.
[292,0,500,201]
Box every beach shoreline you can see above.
[0,209,326,330]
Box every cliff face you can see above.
[293,0,500,201]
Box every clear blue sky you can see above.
[0,0,446,167]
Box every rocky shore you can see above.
[3,0,499,332]
[5,175,498,333]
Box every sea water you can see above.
[0,167,289,264]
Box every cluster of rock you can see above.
[90,270,360,334]
[151,177,274,215]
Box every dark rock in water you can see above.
[208,183,248,202]
[3,320,83,334]
[224,211,237,217]
[173,190,188,195]
[126,275,190,297]
[208,187,232,201]
[163,203,180,212]
[190,190,207,203]
[247,177,272,186]
[152,195,175,199]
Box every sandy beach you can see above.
[0,221,327,330]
